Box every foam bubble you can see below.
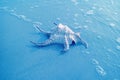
[92,59,106,76]
[85,51,90,54]
[86,10,94,15]
[116,45,120,50]
[84,0,89,2]
[92,59,99,65]
[56,17,61,20]
[74,22,79,25]
[96,65,106,76]
[92,6,96,9]
[99,7,103,11]
[109,23,116,27]
[107,49,112,52]
[83,25,88,29]
[71,0,78,5]
[97,35,102,39]
[74,13,79,17]
[114,12,118,15]
[85,20,92,23]
[30,5,39,9]
[116,37,120,44]
[74,26,82,29]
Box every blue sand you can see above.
[0,0,120,80]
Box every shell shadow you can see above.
[29,42,66,54]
